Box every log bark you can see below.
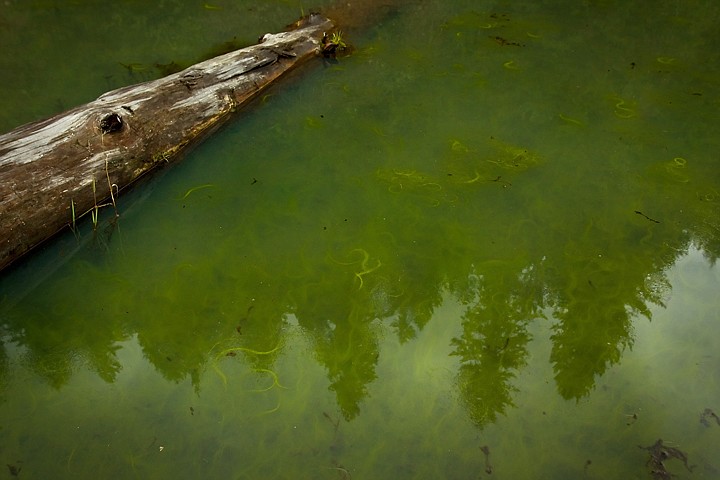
[0,14,333,272]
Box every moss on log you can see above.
[0,14,333,272]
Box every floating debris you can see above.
[625,413,638,425]
[640,439,694,479]
[700,408,720,427]
[490,35,524,47]
[7,463,21,477]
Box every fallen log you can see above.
[0,13,334,273]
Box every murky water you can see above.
[1,1,719,478]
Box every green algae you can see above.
[0,0,719,478]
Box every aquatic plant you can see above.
[105,158,119,218]
[70,199,77,234]
[91,177,99,230]
[329,31,346,49]
[76,159,120,233]
[322,31,347,57]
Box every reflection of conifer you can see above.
[450,267,537,427]
[547,231,666,400]
[324,313,379,421]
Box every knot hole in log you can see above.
[98,113,124,134]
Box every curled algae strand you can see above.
[253,368,289,391]
[610,95,636,119]
[210,341,284,388]
[697,187,719,202]
[182,184,215,199]
[212,362,229,387]
[381,169,428,193]
[662,156,689,183]
[461,171,482,184]
[258,398,282,415]
[558,113,583,126]
[330,248,382,289]
[350,248,382,289]
[672,157,687,167]
[214,343,283,359]
[393,169,420,177]
[450,139,469,153]
[356,259,382,289]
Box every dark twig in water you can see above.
[480,445,493,474]
[323,411,341,433]
[634,210,661,224]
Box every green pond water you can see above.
[1,0,720,478]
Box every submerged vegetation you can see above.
[1,0,719,478]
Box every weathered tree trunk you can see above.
[0,14,333,272]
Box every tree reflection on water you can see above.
[1,131,716,432]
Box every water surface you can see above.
[1,1,719,478]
